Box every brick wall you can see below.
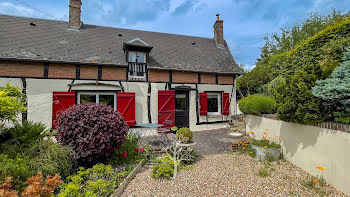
[0,61,43,77]
[48,64,76,79]
[80,65,98,79]
[201,73,216,84]
[172,71,198,83]
[218,74,233,85]
[102,66,126,81]
[148,69,169,82]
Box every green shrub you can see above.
[25,138,73,179]
[0,154,32,191]
[59,163,132,197]
[238,94,276,115]
[0,84,25,122]
[176,128,193,143]
[0,121,48,149]
[108,132,147,165]
[251,139,281,149]
[152,155,177,179]
[312,48,350,124]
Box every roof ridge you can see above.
[0,13,216,40]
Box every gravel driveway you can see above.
[122,153,346,197]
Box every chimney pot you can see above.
[69,0,82,29]
[213,14,224,47]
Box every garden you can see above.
[0,84,151,196]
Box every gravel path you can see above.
[122,153,346,197]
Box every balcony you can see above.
[128,62,147,81]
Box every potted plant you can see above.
[175,127,196,147]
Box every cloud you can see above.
[0,2,35,16]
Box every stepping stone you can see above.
[228,132,243,138]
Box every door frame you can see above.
[175,90,190,128]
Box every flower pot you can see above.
[251,144,282,161]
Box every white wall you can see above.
[245,115,350,196]
[1,77,235,131]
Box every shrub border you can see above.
[111,159,146,197]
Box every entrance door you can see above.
[175,90,189,128]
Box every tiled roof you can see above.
[0,14,242,74]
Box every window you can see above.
[175,93,187,111]
[128,52,146,78]
[207,93,221,115]
[128,52,146,63]
[78,92,117,110]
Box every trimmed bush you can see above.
[238,94,276,115]
[176,128,193,143]
[55,103,129,165]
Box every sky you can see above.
[0,0,349,70]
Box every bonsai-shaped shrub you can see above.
[239,94,276,115]
[176,128,193,143]
[312,48,350,124]
[56,103,129,165]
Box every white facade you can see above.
[0,78,235,131]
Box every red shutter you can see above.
[158,90,175,128]
[199,92,208,116]
[52,91,76,129]
[117,92,136,126]
[222,93,230,115]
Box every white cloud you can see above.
[0,2,35,16]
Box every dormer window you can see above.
[123,37,153,80]
[128,52,146,78]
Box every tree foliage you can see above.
[237,10,350,97]
[0,84,25,122]
[312,48,350,124]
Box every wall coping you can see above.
[258,114,350,133]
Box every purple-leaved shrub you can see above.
[55,103,129,165]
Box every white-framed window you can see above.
[128,52,146,78]
[207,92,221,115]
[128,52,146,63]
[77,92,117,110]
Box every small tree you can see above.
[164,142,194,179]
[312,48,350,124]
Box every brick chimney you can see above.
[213,14,224,47]
[68,0,82,29]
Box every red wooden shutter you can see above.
[199,92,208,116]
[52,91,76,129]
[222,93,230,115]
[158,90,175,128]
[117,92,136,126]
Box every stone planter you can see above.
[176,141,196,148]
[251,144,282,160]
